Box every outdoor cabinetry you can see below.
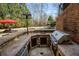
[30,35,50,48]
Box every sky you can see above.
[26,3,59,20]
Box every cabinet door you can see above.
[40,37,47,45]
[31,37,37,47]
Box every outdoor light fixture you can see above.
[22,13,31,34]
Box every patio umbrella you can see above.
[0,19,16,24]
[0,19,16,32]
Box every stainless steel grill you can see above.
[50,30,72,44]
[50,30,73,56]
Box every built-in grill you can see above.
[50,30,72,55]
[50,30,72,45]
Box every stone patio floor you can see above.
[29,47,54,56]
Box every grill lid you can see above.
[51,30,72,44]
[51,30,69,41]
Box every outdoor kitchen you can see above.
[50,30,79,56]
[0,28,79,56]
[15,30,79,56]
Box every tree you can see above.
[48,16,56,27]
[0,3,31,28]
[0,4,10,19]
[29,3,48,26]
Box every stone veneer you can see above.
[56,4,79,44]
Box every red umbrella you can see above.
[0,19,16,32]
[0,19,16,24]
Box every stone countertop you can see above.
[0,33,31,56]
[58,43,79,56]
[0,29,27,46]
[0,33,51,56]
